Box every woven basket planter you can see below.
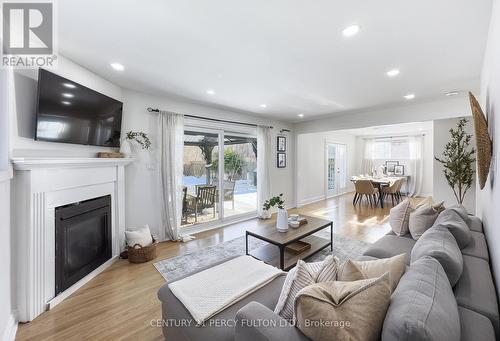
[469,92,492,190]
[127,236,158,263]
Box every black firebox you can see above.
[55,195,112,295]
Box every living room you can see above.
[1,1,499,340]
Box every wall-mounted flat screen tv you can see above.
[35,69,123,147]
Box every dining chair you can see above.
[353,180,379,207]
[396,178,406,200]
[382,179,402,206]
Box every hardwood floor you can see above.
[15,192,418,341]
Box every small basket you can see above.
[127,236,158,263]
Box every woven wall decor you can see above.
[469,92,492,190]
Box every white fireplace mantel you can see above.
[11,157,134,322]
[11,157,134,170]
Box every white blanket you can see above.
[168,256,284,325]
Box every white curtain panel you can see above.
[361,138,374,175]
[158,111,184,241]
[408,135,424,196]
[257,126,272,217]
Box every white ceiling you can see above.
[58,0,492,122]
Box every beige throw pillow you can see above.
[274,256,339,320]
[409,205,440,240]
[389,199,414,236]
[295,273,391,341]
[337,254,406,292]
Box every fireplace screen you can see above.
[55,195,112,295]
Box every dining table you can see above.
[350,176,406,208]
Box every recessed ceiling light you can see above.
[206,89,215,95]
[61,101,71,105]
[63,83,76,89]
[62,93,74,98]
[110,62,125,71]
[342,24,360,37]
[386,69,400,77]
[404,94,415,100]
[297,114,305,118]
[260,104,267,108]
[445,91,459,96]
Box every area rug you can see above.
[153,230,370,282]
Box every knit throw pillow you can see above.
[389,199,414,236]
[274,256,339,320]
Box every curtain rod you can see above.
[147,107,274,129]
[361,134,426,140]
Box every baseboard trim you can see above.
[2,314,18,341]
[297,195,325,207]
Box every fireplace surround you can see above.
[11,157,133,322]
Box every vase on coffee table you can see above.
[276,208,289,232]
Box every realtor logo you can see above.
[1,1,57,68]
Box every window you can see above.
[371,139,410,160]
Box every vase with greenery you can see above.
[434,118,476,204]
[126,131,151,150]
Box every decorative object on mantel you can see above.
[97,152,124,158]
[126,131,151,150]
[119,138,132,157]
[469,92,493,190]
[435,118,476,204]
[261,194,285,220]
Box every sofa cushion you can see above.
[468,216,483,233]
[274,256,339,320]
[461,231,489,261]
[434,209,471,249]
[409,204,440,240]
[410,226,463,286]
[389,199,414,236]
[295,273,391,341]
[363,235,416,265]
[337,254,406,292]
[381,256,460,341]
[459,307,495,341]
[158,258,286,341]
[447,204,471,226]
[454,255,500,336]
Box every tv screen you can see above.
[35,69,123,147]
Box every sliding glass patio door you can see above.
[326,143,347,197]
[181,127,257,228]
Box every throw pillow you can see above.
[447,204,471,226]
[409,204,440,240]
[389,199,414,236]
[274,256,339,320]
[434,209,471,249]
[125,225,153,247]
[410,226,463,286]
[381,256,460,341]
[337,254,406,292]
[295,273,391,341]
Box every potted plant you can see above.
[435,118,476,205]
[262,194,288,232]
[121,131,151,157]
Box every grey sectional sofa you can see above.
[157,214,498,341]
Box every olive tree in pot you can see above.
[434,118,476,205]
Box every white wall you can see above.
[294,96,471,134]
[9,55,122,157]
[478,0,500,292]
[121,89,295,239]
[296,130,356,206]
[433,117,476,213]
[1,68,15,341]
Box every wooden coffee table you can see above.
[245,215,333,271]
